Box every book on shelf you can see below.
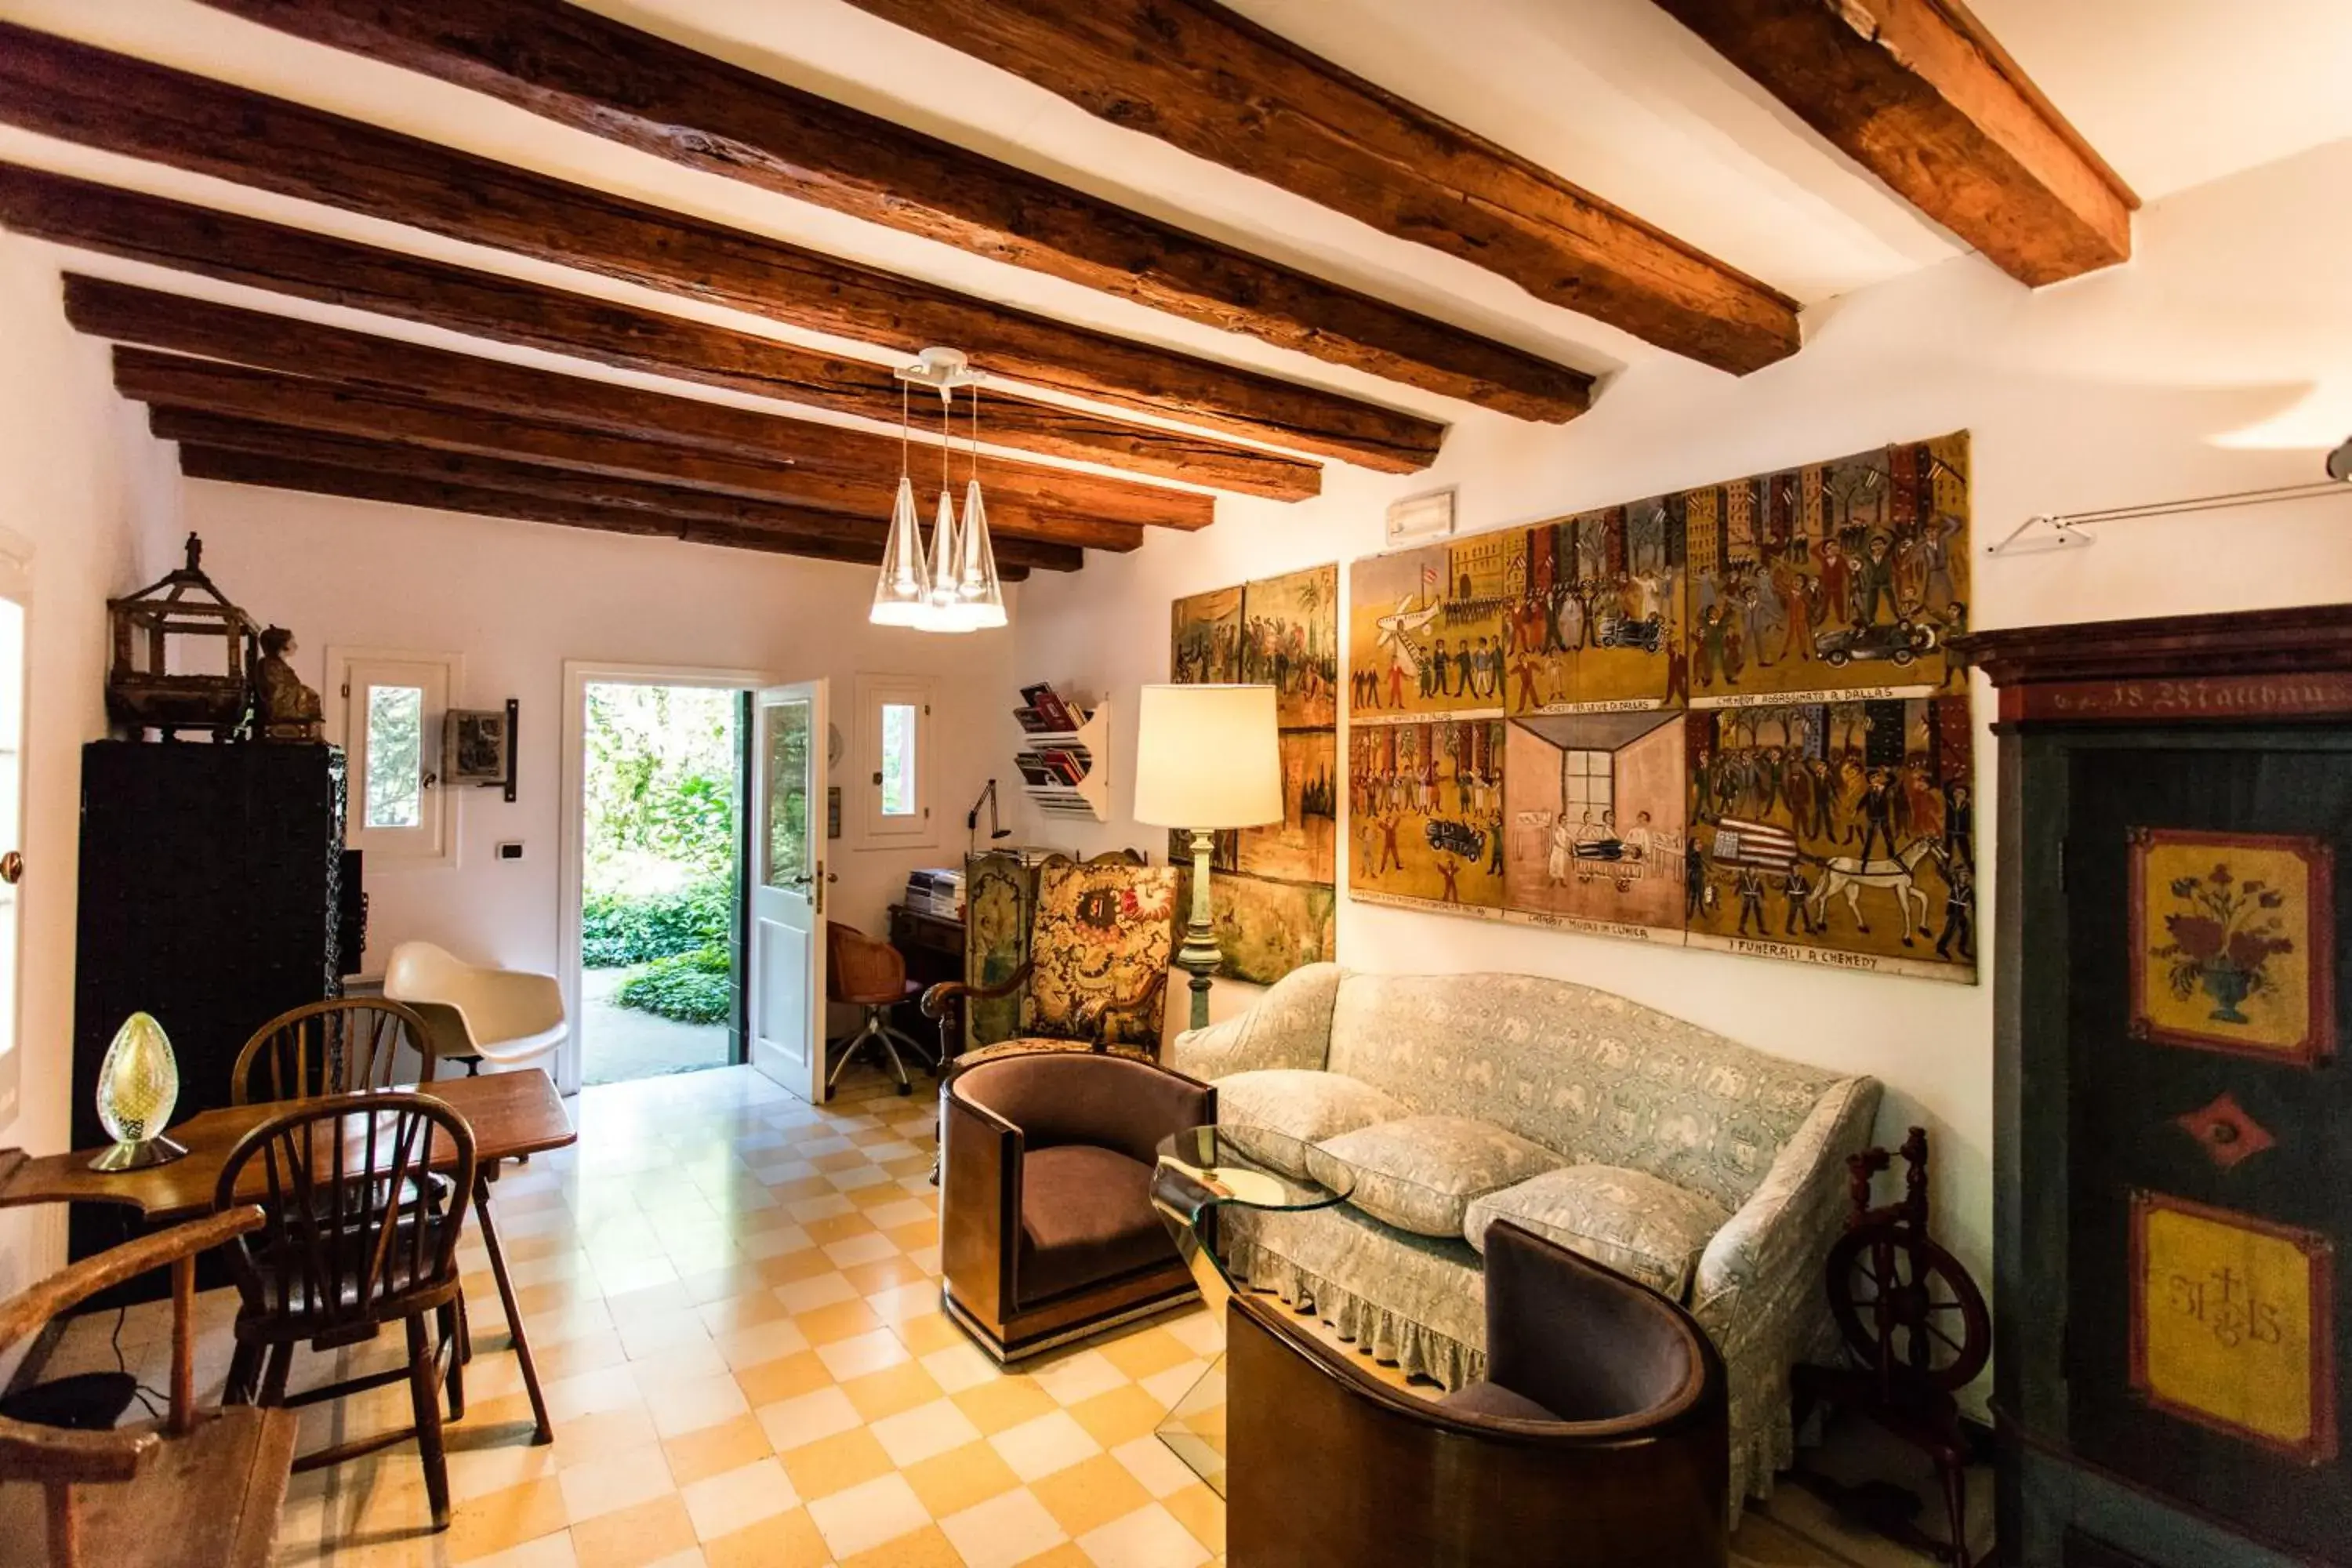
[1019,681,1082,733]
[1014,748,1088,788]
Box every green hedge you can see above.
[583,880,731,967]
[615,945,733,1025]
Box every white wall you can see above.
[1011,137,2352,1377]
[172,483,1020,1041]
[0,233,177,1351]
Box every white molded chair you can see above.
[384,941,566,1076]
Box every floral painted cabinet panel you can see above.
[2062,741,2350,1553]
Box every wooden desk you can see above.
[888,902,966,1045]
[1,1072,575,1442]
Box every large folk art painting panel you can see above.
[1338,430,1978,983]
[1168,564,1339,985]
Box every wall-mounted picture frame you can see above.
[445,701,519,801]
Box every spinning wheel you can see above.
[1792,1127,1993,1568]
[1827,1221,1991,1394]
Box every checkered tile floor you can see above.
[41,1063,1976,1567]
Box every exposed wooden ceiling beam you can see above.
[840,0,1802,375]
[0,24,1445,471]
[198,0,1593,424]
[11,183,1307,505]
[112,349,1144,553]
[161,414,1069,572]
[180,444,1040,575]
[0,165,1313,503]
[62,277,1208,533]
[1649,0,2136,284]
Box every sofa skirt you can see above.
[1221,1204,1488,1396]
[1221,1201,1798,1511]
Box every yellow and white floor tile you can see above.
[42,1063,1976,1566]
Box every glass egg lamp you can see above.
[89,1011,188,1171]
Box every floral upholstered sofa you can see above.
[1171,964,1881,1508]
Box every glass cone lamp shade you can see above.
[90,1011,188,1171]
[920,487,975,633]
[870,476,933,628]
[949,479,1007,630]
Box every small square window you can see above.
[365,684,426,829]
[879,702,919,818]
[855,674,935,847]
[328,648,459,866]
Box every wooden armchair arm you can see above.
[1080,968,1171,1050]
[0,1206,267,1482]
[921,961,1034,1021]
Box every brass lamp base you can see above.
[89,1135,189,1173]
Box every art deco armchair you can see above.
[921,851,1179,1065]
[940,1048,1212,1362]
[1227,1221,1730,1568]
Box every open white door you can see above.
[748,680,826,1102]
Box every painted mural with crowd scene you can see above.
[1170,564,1341,985]
[1345,431,1977,982]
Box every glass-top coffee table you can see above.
[1149,1124,1354,1496]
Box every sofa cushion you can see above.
[1308,1116,1566,1239]
[1462,1165,1731,1300]
[1214,1070,1407,1175]
[1017,1144,1174,1305]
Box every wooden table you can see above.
[888,902,965,1044]
[0,1072,575,1442]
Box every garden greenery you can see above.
[582,684,739,1018]
[615,946,732,1025]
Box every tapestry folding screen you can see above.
[1345,431,1977,983]
[1169,564,1340,984]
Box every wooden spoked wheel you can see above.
[1825,1224,1992,1392]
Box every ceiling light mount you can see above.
[894,346,986,398]
[870,347,1006,633]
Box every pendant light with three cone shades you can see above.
[869,348,1006,633]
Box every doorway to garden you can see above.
[575,678,747,1087]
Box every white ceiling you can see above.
[2,0,2347,456]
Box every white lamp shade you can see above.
[1133,684,1283,829]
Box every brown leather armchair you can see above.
[1228,1221,1730,1568]
[940,1049,1212,1363]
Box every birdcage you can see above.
[106,533,258,739]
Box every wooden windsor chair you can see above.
[225,999,470,1417]
[213,1091,477,1530]
[0,1204,294,1568]
[229,997,437,1105]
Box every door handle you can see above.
[0,851,21,885]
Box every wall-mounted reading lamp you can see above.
[1989,436,2352,557]
[967,778,1011,858]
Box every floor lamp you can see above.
[1134,684,1284,1034]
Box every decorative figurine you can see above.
[253,625,324,741]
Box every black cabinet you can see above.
[71,741,346,1167]
[1965,609,2352,1568]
